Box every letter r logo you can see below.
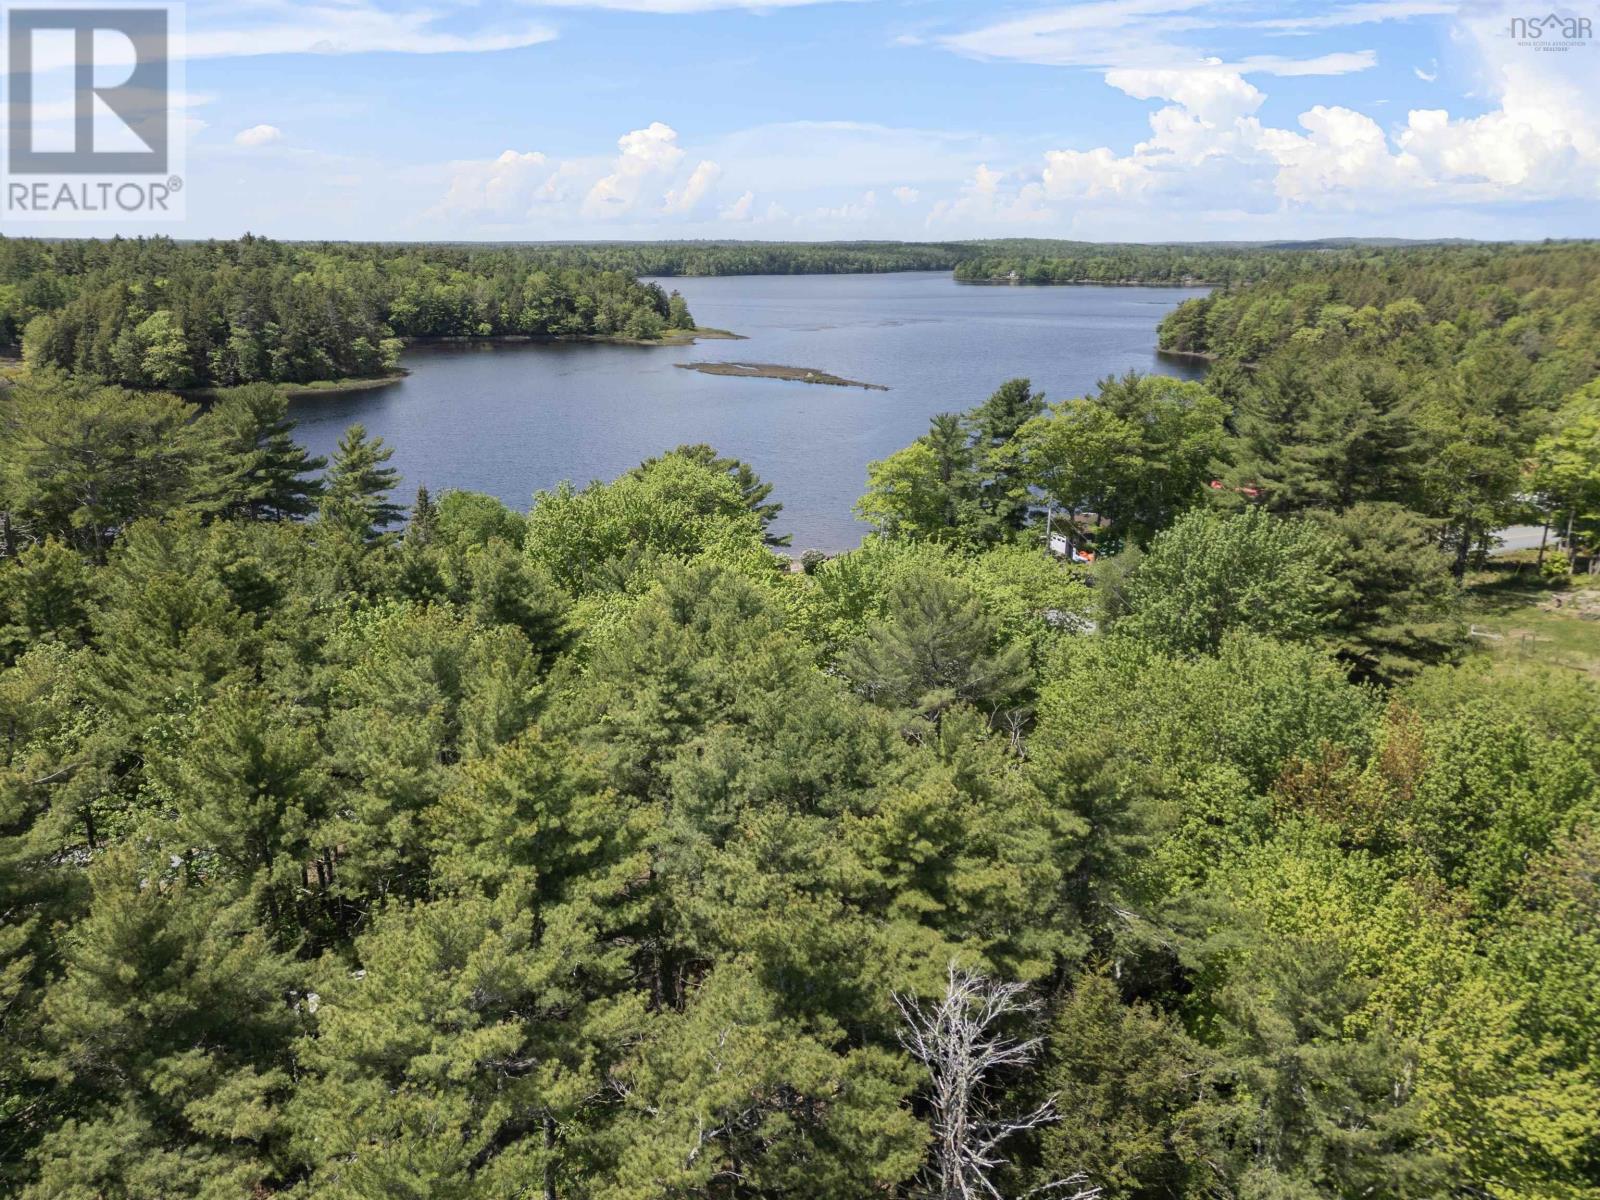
[6,6,169,174]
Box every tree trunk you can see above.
[543,1116,558,1200]
[1451,522,1472,580]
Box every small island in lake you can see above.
[676,361,889,390]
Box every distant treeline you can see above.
[504,236,1474,283]
[952,243,1325,285]
[0,236,696,389]
[508,239,974,276]
[949,239,1501,286]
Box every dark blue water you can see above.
[289,272,1207,551]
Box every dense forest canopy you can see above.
[0,235,1519,391]
[1152,241,1600,573]
[0,235,699,389]
[0,238,1598,1200]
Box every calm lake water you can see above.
[290,272,1208,551]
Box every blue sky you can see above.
[30,0,1600,239]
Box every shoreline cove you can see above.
[285,273,1208,552]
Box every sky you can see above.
[13,0,1600,240]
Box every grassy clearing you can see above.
[647,326,744,345]
[1462,557,1600,678]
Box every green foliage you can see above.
[839,571,1030,727]
[637,443,789,547]
[857,439,964,541]
[1018,372,1229,550]
[526,450,774,598]
[858,380,1057,546]
[188,384,326,522]
[0,539,94,662]
[601,964,921,1200]
[0,371,331,562]
[0,373,199,558]
[2,237,1597,1199]
[150,688,328,936]
[25,847,298,1198]
[1193,939,1447,1200]
[1418,827,1600,1199]
[1534,381,1600,554]
[4,234,697,387]
[1166,243,1600,573]
[1038,973,1209,1198]
[433,488,529,551]
[321,423,403,545]
[1116,508,1345,655]
[1310,503,1464,680]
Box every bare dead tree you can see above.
[895,962,1099,1200]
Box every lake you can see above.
[289,272,1208,551]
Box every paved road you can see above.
[1493,525,1550,555]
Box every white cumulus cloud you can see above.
[720,189,756,221]
[234,124,283,147]
[432,149,551,220]
[664,159,723,214]
[584,122,686,218]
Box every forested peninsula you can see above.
[1,238,1599,1200]
[0,236,701,390]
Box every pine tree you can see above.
[605,963,921,1199]
[1310,502,1464,681]
[0,373,200,559]
[387,485,449,601]
[294,730,645,1198]
[1038,973,1209,1199]
[26,847,298,1198]
[461,538,571,664]
[840,571,1029,727]
[407,484,438,545]
[1194,938,1447,1199]
[967,380,1046,537]
[153,687,327,940]
[0,538,94,662]
[87,517,254,741]
[189,383,325,521]
[0,768,83,1183]
[972,377,1044,446]
[320,423,403,545]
